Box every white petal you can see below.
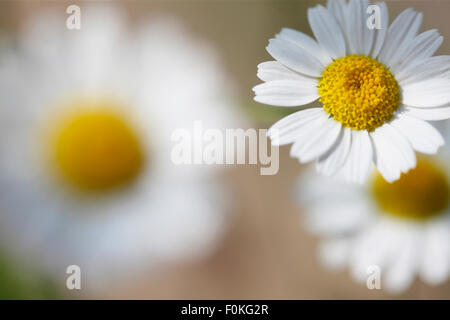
[268,108,323,146]
[402,105,450,121]
[318,238,351,271]
[402,77,450,108]
[347,0,374,56]
[369,2,389,59]
[327,0,350,47]
[276,28,332,66]
[390,113,444,154]
[378,9,422,68]
[420,219,450,285]
[338,130,373,184]
[253,79,319,107]
[349,220,404,283]
[396,55,450,85]
[370,123,416,183]
[289,111,342,163]
[257,61,312,82]
[297,168,367,206]
[308,5,346,59]
[392,30,443,75]
[316,127,352,176]
[304,200,372,236]
[266,38,324,77]
[384,233,418,294]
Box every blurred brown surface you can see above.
[4,0,450,299]
[97,149,450,299]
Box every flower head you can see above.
[254,0,450,184]
[296,124,450,293]
[0,6,235,286]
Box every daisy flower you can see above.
[253,0,450,184]
[0,6,236,289]
[296,125,450,293]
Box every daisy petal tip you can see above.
[426,143,443,155]
[253,95,274,107]
[269,137,281,146]
[384,176,397,184]
[298,156,313,164]
[252,84,262,94]
[253,96,269,107]
[381,169,401,183]
[289,148,300,160]
[256,62,269,71]
[266,38,276,48]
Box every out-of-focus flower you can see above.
[253,0,450,184]
[296,125,450,293]
[0,6,236,289]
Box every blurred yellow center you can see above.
[50,105,144,192]
[318,55,400,131]
[371,160,449,220]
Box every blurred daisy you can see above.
[297,129,450,293]
[254,0,450,184]
[0,6,236,289]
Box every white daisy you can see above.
[253,0,450,184]
[0,6,236,289]
[296,125,450,293]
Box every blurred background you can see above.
[0,0,450,299]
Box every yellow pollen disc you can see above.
[318,55,400,131]
[371,159,449,220]
[47,102,144,192]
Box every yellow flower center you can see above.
[318,55,400,131]
[371,159,449,220]
[46,100,144,192]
